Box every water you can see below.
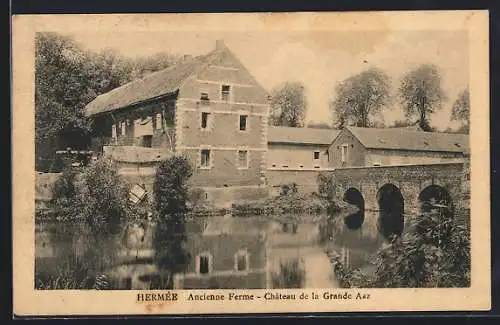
[35,211,382,290]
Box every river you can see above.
[35,210,384,290]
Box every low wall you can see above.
[201,186,269,208]
[266,169,333,195]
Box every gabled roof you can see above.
[84,47,227,116]
[344,126,469,153]
[268,126,339,146]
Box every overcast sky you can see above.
[68,30,468,130]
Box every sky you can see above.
[67,29,468,130]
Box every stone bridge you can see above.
[330,162,470,247]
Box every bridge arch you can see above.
[377,183,405,240]
[342,187,365,230]
[419,185,454,217]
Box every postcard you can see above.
[12,10,490,316]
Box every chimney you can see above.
[215,40,226,50]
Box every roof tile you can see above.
[346,126,469,153]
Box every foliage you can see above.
[46,156,133,286]
[51,157,130,233]
[331,209,470,288]
[271,259,306,288]
[332,68,391,128]
[270,81,308,127]
[399,64,447,132]
[187,187,214,212]
[35,32,180,171]
[51,168,78,204]
[153,156,193,279]
[306,121,332,129]
[231,189,335,217]
[279,183,298,196]
[451,88,470,134]
[75,157,130,234]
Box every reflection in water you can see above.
[35,210,383,289]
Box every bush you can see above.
[153,156,193,286]
[330,209,471,288]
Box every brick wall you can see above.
[175,60,269,189]
[182,149,264,187]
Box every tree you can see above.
[390,119,415,128]
[270,81,307,127]
[331,208,470,288]
[153,156,193,288]
[451,88,470,134]
[35,32,181,172]
[46,157,132,288]
[306,121,332,129]
[332,68,391,128]
[35,33,92,171]
[129,52,180,79]
[399,64,447,132]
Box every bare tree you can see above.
[269,81,307,127]
[331,68,391,128]
[399,64,447,132]
[451,88,470,133]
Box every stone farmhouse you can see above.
[83,39,470,204]
[328,126,469,168]
[85,40,270,204]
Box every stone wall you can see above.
[266,169,331,195]
[331,162,468,242]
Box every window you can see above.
[234,250,249,271]
[341,144,349,163]
[239,115,248,131]
[120,121,127,136]
[111,124,117,139]
[197,253,211,274]
[142,135,153,148]
[200,92,209,101]
[200,149,211,168]
[155,113,162,130]
[313,151,320,160]
[201,112,210,129]
[237,150,248,169]
[221,84,231,102]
